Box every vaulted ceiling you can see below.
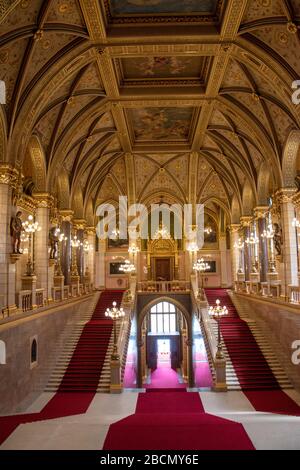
[1,0,300,224]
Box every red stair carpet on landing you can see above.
[205,289,300,416]
[103,390,255,450]
[0,290,124,445]
[145,362,186,389]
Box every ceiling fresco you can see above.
[109,0,219,15]
[119,56,208,81]
[127,107,194,142]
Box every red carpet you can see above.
[103,390,255,450]
[205,289,300,415]
[0,290,124,445]
[146,362,186,389]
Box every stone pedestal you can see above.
[110,358,122,394]
[237,272,245,282]
[213,357,227,392]
[70,275,80,297]
[21,275,37,308]
[250,272,260,282]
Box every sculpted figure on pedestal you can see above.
[273,223,283,256]
[10,211,23,254]
[49,227,59,259]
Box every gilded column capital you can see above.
[275,188,297,204]
[254,206,269,219]
[17,194,37,213]
[229,224,241,233]
[292,191,300,208]
[0,164,19,187]
[73,218,87,230]
[240,216,252,227]
[86,226,96,235]
[59,209,74,222]
[33,192,54,208]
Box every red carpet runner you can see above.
[205,289,300,415]
[0,290,124,445]
[103,390,255,450]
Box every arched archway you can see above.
[282,130,300,188]
[137,296,194,388]
[0,107,7,163]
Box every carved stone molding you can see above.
[293,192,300,208]
[85,226,96,235]
[17,195,37,213]
[230,223,241,233]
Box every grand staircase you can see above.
[45,290,124,393]
[205,289,293,391]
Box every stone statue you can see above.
[49,227,59,259]
[10,211,23,254]
[295,175,300,191]
[273,223,283,256]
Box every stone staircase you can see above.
[44,292,101,392]
[205,289,293,391]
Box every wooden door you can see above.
[155,258,171,281]
[147,336,158,371]
[170,336,179,370]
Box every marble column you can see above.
[230,224,240,283]
[59,210,73,287]
[219,234,228,287]
[86,227,96,286]
[276,189,298,287]
[255,206,269,283]
[0,165,19,314]
[240,217,252,281]
[293,193,300,281]
[95,239,106,289]
[73,219,86,283]
[34,193,54,302]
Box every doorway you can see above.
[155,258,171,281]
[157,339,170,365]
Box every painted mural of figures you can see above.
[10,211,23,254]
[49,227,59,259]
[110,0,217,15]
[273,223,283,256]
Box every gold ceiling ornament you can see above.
[34,29,44,41]
[252,92,260,102]
[287,21,298,34]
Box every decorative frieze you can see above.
[254,206,269,220]
[33,192,54,209]
[59,209,74,222]
[275,188,297,205]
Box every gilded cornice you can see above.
[59,209,74,222]
[240,216,253,227]
[230,223,241,233]
[17,194,37,213]
[73,218,87,230]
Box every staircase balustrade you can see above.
[137,280,190,293]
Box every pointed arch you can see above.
[282,130,300,188]
[242,179,255,216]
[257,161,272,205]
[56,169,70,210]
[231,194,241,224]
[26,135,47,192]
[0,107,7,162]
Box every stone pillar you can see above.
[34,193,54,302]
[96,239,106,289]
[230,224,240,283]
[73,219,86,283]
[276,189,298,288]
[86,227,96,286]
[255,206,269,283]
[181,329,188,381]
[59,210,73,286]
[240,217,252,281]
[219,234,228,287]
[0,165,19,314]
[293,193,300,282]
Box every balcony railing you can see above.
[137,281,190,293]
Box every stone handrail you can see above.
[36,288,45,308]
[137,280,190,293]
[18,290,32,312]
[190,275,227,391]
[288,285,300,304]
